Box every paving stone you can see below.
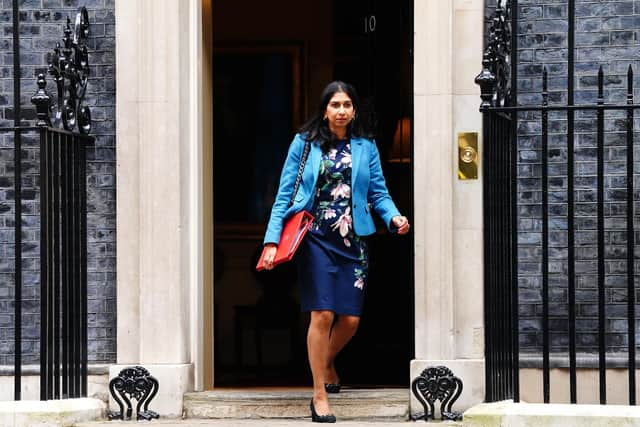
[75,421,441,427]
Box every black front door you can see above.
[212,0,413,387]
[329,0,414,387]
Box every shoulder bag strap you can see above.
[288,139,311,208]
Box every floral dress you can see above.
[297,139,369,316]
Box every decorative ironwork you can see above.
[38,6,92,134]
[476,0,640,405]
[410,366,463,422]
[108,366,160,421]
[475,0,512,109]
[31,74,52,127]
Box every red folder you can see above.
[256,210,314,271]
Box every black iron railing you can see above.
[476,0,520,404]
[477,0,638,405]
[11,1,22,401]
[2,125,91,400]
[39,125,90,400]
[480,109,518,403]
[7,1,92,400]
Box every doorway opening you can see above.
[211,0,414,388]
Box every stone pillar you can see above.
[452,0,485,364]
[114,0,205,417]
[411,0,485,416]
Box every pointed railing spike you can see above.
[628,65,634,100]
[598,66,604,103]
[542,67,549,106]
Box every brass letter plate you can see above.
[458,132,478,180]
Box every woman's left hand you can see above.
[392,215,410,235]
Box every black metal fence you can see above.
[477,0,638,405]
[39,125,89,400]
[3,125,90,400]
[480,109,519,403]
[6,1,93,400]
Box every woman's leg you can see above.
[308,310,335,415]
[325,315,360,384]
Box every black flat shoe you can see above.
[310,399,336,423]
[324,382,341,394]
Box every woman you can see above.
[260,81,410,423]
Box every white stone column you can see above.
[452,0,485,363]
[411,0,485,416]
[114,0,204,417]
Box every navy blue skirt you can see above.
[296,139,369,316]
[297,226,368,316]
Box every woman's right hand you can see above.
[261,244,278,270]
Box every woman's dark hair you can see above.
[299,81,373,150]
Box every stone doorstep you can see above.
[74,420,460,426]
[464,400,640,427]
[0,397,105,427]
[183,389,411,420]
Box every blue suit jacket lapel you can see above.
[307,142,322,194]
[351,137,364,190]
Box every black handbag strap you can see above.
[288,140,311,208]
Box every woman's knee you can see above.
[339,315,360,332]
[311,310,334,329]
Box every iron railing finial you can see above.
[476,0,512,109]
[476,54,497,110]
[31,74,52,127]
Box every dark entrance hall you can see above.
[211,0,414,388]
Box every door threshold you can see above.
[184,388,409,420]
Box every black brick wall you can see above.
[0,0,115,365]
[486,0,640,355]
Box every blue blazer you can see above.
[263,133,401,245]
